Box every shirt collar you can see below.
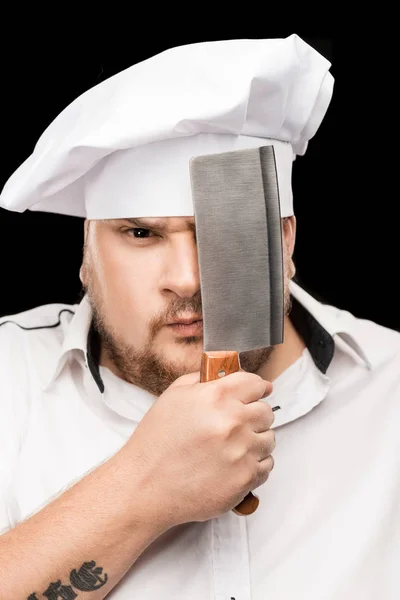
[44,295,99,391]
[289,280,373,370]
[45,283,372,393]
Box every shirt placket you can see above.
[211,512,252,600]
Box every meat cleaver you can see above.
[189,145,284,516]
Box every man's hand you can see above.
[125,370,276,526]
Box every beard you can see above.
[89,292,204,396]
[83,256,292,397]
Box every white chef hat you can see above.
[0,34,333,219]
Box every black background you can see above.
[1,32,397,331]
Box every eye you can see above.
[128,228,154,238]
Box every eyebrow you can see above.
[124,217,196,233]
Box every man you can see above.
[0,35,399,600]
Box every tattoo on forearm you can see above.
[27,560,108,599]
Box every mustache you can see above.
[149,293,203,338]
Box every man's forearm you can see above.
[0,444,170,600]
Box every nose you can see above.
[160,234,200,299]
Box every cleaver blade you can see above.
[189,145,284,516]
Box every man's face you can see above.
[80,216,295,396]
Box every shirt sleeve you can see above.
[0,321,27,534]
[0,363,13,534]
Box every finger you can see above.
[245,400,276,432]
[252,455,275,491]
[238,368,273,400]
[170,371,201,388]
[261,381,273,399]
[214,371,271,404]
[259,454,275,471]
[251,429,276,460]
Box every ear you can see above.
[79,220,90,286]
[282,216,297,280]
[79,264,86,286]
[83,218,90,243]
[282,216,296,258]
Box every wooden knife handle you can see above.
[200,350,259,516]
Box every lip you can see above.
[167,316,203,325]
[167,318,203,336]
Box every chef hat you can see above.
[0,34,333,219]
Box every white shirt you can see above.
[1,281,399,600]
